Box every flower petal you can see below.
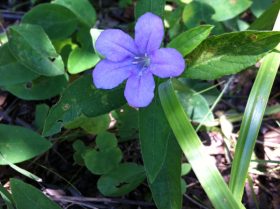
[124,72,155,107]
[149,48,185,78]
[135,12,164,54]
[96,29,138,62]
[93,59,135,89]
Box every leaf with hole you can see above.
[97,163,146,197]
[42,75,126,137]
[4,75,68,100]
[8,24,64,76]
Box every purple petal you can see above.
[124,72,155,107]
[96,29,138,62]
[93,59,135,89]
[149,48,185,78]
[135,12,164,54]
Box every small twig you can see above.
[0,110,34,129]
[50,196,154,207]
[184,194,211,209]
[0,10,24,20]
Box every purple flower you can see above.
[93,12,185,107]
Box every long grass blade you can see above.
[229,10,280,201]
[159,79,245,209]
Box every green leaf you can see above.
[135,0,166,18]
[65,114,110,135]
[22,3,78,39]
[97,163,146,197]
[0,44,39,86]
[67,47,100,74]
[0,124,52,165]
[249,0,280,30]
[159,79,245,209]
[184,31,280,80]
[7,24,65,76]
[42,75,126,136]
[11,179,62,209]
[149,136,182,209]
[52,0,96,28]
[251,0,272,17]
[95,132,118,150]
[198,0,252,21]
[84,132,122,175]
[0,184,15,209]
[182,1,215,28]
[229,12,280,201]
[139,96,170,183]
[4,75,68,100]
[168,25,213,57]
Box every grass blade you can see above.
[159,79,245,209]
[229,11,280,201]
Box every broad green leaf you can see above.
[159,79,245,209]
[97,163,146,197]
[139,95,170,183]
[0,184,15,209]
[0,44,39,86]
[250,0,280,30]
[84,132,122,175]
[4,75,68,100]
[135,0,166,18]
[183,31,280,80]
[11,179,62,209]
[8,24,64,76]
[67,47,100,74]
[198,0,252,22]
[22,3,78,39]
[149,136,182,209]
[168,25,213,57]
[251,0,272,17]
[182,1,215,28]
[52,0,96,28]
[65,114,110,135]
[42,75,126,136]
[0,124,52,165]
[229,12,280,201]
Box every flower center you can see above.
[132,53,151,69]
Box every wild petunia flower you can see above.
[93,12,185,107]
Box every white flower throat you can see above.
[132,53,151,69]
